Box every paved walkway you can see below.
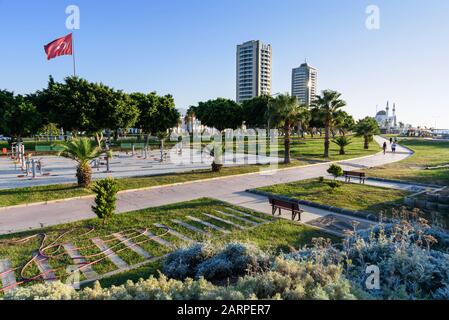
[0,136,413,235]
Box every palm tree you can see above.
[354,117,381,149]
[312,90,347,158]
[59,138,105,187]
[266,94,306,164]
[334,111,355,136]
[296,108,311,139]
[332,136,352,155]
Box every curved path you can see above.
[0,136,413,235]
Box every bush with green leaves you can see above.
[326,180,342,191]
[91,178,119,223]
[327,164,344,180]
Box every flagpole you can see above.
[72,32,77,77]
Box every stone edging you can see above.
[366,176,444,190]
[247,189,390,224]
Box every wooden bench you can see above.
[269,197,304,221]
[344,171,367,184]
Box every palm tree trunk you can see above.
[284,123,291,164]
[76,163,92,188]
[364,135,370,149]
[324,121,330,158]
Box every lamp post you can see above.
[267,92,281,133]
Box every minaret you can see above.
[393,103,397,127]
[386,101,390,118]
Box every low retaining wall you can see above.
[405,191,449,214]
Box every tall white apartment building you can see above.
[291,62,317,106]
[236,40,272,103]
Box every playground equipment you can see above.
[24,158,45,179]
[10,143,26,171]
[91,151,112,173]
[120,143,152,159]
[7,143,51,179]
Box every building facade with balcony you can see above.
[236,40,272,103]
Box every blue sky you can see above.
[1,0,449,128]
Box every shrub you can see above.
[326,180,342,191]
[163,242,217,280]
[287,211,449,300]
[327,164,344,180]
[163,242,271,282]
[211,162,223,173]
[91,178,119,223]
[195,243,271,280]
[3,261,355,301]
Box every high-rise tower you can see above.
[291,62,317,106]
[236,40,272,103]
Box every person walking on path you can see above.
[390,137,393,144]
[392,142,397,153]
[383,142,388,155]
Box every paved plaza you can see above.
[0,148,281,190]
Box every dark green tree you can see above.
[241,95,273,128]
[32,77,140,145]
[0,91,42,143]
[132,92,180,150]
[190,98,243,131]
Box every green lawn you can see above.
[0,198,335,291]
[366,139,449,186]
[0,135,381,208]
[276,135,381,162]
[257,178,410,214]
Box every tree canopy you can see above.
[32,77,140,136]
[241,95,273,128]
[131,92,180,136]
[188,98,243,131]
[0,90,42,142]
[1,76,182,143]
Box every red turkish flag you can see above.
[44,33,73,60]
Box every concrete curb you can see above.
[366,176,444,190]
[247,188,391,224]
